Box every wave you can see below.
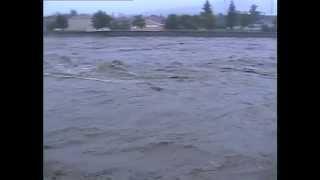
[44,73,141,84]
[95,60,139,78]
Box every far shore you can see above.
[44,30,277,38]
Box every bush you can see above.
[165,14,180,29]
[110,19,131,30]
[179,15,199,30]
[55,14,68,30]
[240,13,250,28]
[165,14,201,30]
[46,21,57,31]
[261,24,271,32]
[92,11,112,29]
[132,15,146,29]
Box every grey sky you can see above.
[44,0,277,16]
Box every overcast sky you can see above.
[44,0,277,16]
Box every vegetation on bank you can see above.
[45,1,277,32]
[164,1,274,31]
[46,14,69,31]
[91,11,112,30]
[132,15,146,29]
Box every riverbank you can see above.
[44,30,277,38]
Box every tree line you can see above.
[46,10,146,31]
[165,0,264,30]
[46,1,276,32]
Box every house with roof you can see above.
[257,15,276,27]
[243,15,277,31]
[131,16,165,31]
[65,15,97,32]
[44,14,96,32]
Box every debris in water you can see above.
[111,60,125,66]
[96,60,128,72]
[150,86,164,91]
[168,75,189,80]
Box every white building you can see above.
[131,18,164,31]
[65,15,97,32]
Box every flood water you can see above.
[44,37,277,180]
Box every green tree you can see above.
[200,0,216,29]
[91,10,112,29]
[226,1,237,29]
[249,4,260,24]
[110,19,131,30]
[54,14,68,30]
[70,10,78,17]
[261,24,271,32]
[46,21,56,31]
[179,15,198,29]
[192,15,202,28]
[165,14,180,29]
[240,13,250,28]
[132,15,146,29]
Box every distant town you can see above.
[44,1,277,33]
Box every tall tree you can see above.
[165,14,180,29]
[70,10,78,17]
[91,10,112,29]
[132,15,146,29]
[54,14,68,30]
[202,0,213,14]
[226,1,237,29]
[249,4,260,24]
[200,0,216,29]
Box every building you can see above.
[243,15,277,31]
[65,15,97,32]
[44,14,98,32]
[131,16,165,31]
[144,18,165,31]
[257,15,276,28]
[147,15,166,24]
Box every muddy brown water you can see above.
[44,37,277,180]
